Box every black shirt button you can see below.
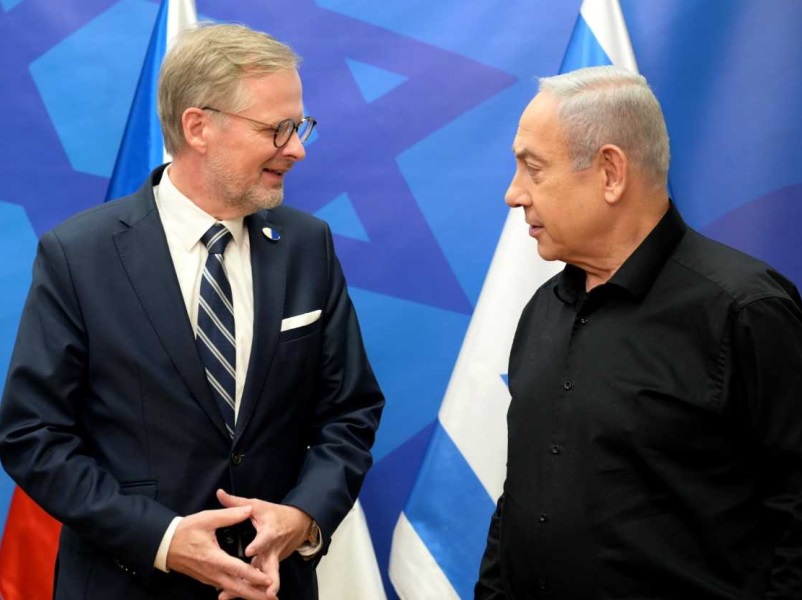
[538,513,548,523]
[563,380,573,390]
[230,452,243,466]
[539,578,548,591]
[550,445,560,455]
[580,316,589,324]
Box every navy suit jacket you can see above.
[0,166,384,599]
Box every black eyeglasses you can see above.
[202,107,317,148]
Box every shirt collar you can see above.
[555,201,687,304]
[555,263,585,305]
[155,167,246,252]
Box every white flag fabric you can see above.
[318,501,387,599]
[389,1,638,597]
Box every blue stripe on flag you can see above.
[405,423,496,599]
[105,0,169,201]
[559,14,612,73]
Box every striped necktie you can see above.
[196,223,236,438]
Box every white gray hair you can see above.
[157,23,301,155]
[538,65,670,185]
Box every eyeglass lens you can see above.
[275,118,315,147]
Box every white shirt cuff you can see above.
[297,520,323,559]
[154,516,183,572]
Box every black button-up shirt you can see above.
[477,204,802,599]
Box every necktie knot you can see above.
[201,223,232,256]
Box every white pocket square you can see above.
[280,309,322,332]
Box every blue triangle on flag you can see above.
[345,59,408,103]
[315,193,370,241]
[500,373,509,388]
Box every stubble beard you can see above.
[229,181,284,214]
[207,156,285,216]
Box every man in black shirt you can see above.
[475,65,802,599]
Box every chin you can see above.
[240,187,284,212]
[261,191,284,211]
[535,244,556,262]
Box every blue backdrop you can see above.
[1,1,801,597]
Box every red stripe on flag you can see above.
[0,487,61,600]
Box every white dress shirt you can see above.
[151,169,253,572]
[155,168,254,407]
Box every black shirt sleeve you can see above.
[475,494,507,600]
[734,295,802,599]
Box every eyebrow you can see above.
[513,146,547,164]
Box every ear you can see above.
[181,107,211,154]
[598,144,627,205]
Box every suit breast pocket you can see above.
[279,309,323,342]
[278,321,323,343]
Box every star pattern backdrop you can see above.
[1,1,801,598]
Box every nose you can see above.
[281,130,306,161]
[505,167,529,208]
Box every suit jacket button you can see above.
[231,452,243,466]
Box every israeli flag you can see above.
[388,1,638,597]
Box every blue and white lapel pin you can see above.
[262,227,281,242]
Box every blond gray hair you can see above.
[539,65,670,185]
[157,23,300,155]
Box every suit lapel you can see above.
[235,212,286,440]
[112,170,229,440]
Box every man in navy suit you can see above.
[0,24,384,600]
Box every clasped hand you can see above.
[216,489,312,600]
[166,490,312,600]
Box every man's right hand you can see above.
[166,505,272,600]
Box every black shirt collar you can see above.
[556,201,687,304]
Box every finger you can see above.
[244,524,277,558]
[218,590,258,600]
[245,553,279,597]
[244,534,268,558]
[218,590,236,600]
[202,505,253,529]
[216,488,250,508]
[227,554,274,588]
[204,549,271,590]
[214,575,269,600]
[263,553,280,598]
[216,578,268,600]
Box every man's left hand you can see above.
[215,489,312,600]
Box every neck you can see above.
[582,187,670,292]
[168,156,243,221]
